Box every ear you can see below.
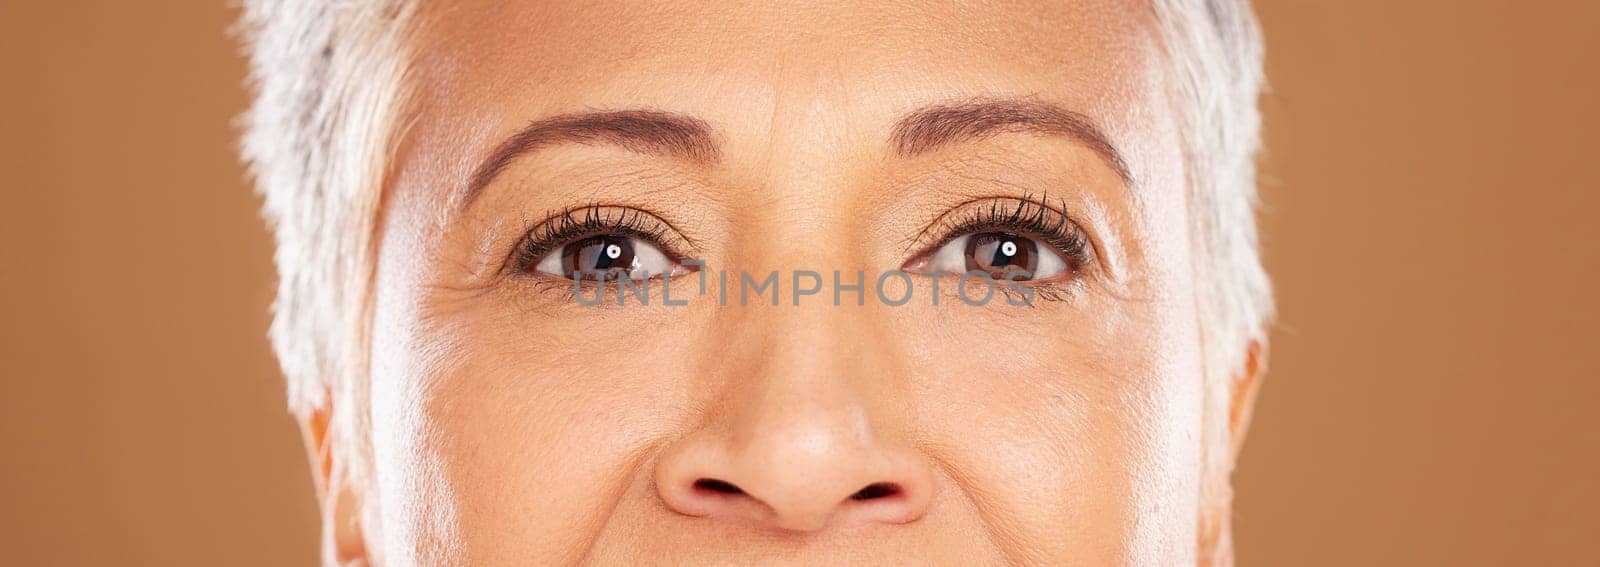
[297,398,372,566]
[1227,339,1268,460]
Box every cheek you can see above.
[373,296,699,562]
[896,289,1204,560]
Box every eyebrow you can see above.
[889,98,1132,182]
[464,110,718,207]
[464,98,1129,206]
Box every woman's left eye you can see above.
[914,232,1071,282]
[532,235,679,281]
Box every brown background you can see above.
[1,1,1595,565]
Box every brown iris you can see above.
[964,232,1037,280]
[560,235,637,280]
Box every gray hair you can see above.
[1150,0,1272,560]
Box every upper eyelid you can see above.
[535,205,693,248]
[902,195,1083,254]
[507,205,695,274]
[511,198,1091,272]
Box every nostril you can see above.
[694,478,745,495]
[850,482,901,501]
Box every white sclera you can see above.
[627,240,672,280]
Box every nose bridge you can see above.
[651,100,935,528]
[727,304,890,482]
[726,345,879,510]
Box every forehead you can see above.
[404,1,1170,187]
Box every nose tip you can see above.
[654,433,933,532]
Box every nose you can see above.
[654,396,933,532]
[653,320,933,532]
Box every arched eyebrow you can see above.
[463,110,718,209]
[462,98,1129,209]
[888,98,1132,183]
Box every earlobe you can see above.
[296,399,371,566]
[1228,340,1268,460]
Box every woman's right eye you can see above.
[912,231,1073,282]
[531,234,681,281]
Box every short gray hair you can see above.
[1151,0,1272,560]
[238,0,417,415]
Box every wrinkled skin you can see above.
[300,1,1261,565]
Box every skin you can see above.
[298,1,1264,565]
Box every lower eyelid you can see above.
[507,270,705,311]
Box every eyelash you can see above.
[507,204,686,276]
[914,194,1095,284]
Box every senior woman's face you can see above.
[355,0,1212,564]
